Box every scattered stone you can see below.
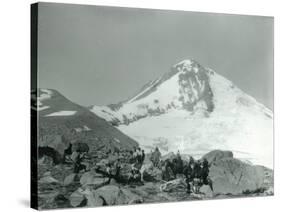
[70,187,104,207]
[80,171,109,188]
[63,173,77,186]
[160,178,187,192]
[54,194,70,208]
[96,185,143,205]
[39,172,59,184]
[70,188,85,207]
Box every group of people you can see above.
[183,157,212,194]
[97,146,147,184]
[162,151,212,194]
[66,142,211,194]
[127,147,146,183]
[129,147,146,164]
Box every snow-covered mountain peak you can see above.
[90,58,272,131]
[91,59,219,124]
[174,59,201,72]
[90,59,273,168]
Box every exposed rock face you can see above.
[174,60,214,112]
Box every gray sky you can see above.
[38,3,273,109]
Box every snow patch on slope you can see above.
[45,110,77,117]
[37,89,53,111]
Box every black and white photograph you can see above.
[30,2,274,210]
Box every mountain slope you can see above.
[32,89,138,152]
[89,59,273,168]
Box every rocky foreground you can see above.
[37,150,273,210]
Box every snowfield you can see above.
[118,108,273,168]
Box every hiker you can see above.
[105,163,112,176]
[183,161,194,194]
[128,163,141,183]
[191,160,202,193]
[150,147,161,168]
[141,150,145,164]
[173,151,184,175]
[136,147,142,164]
[72,152,87,173]
[189,156,195,165]
[114,159,122,181]
[105,160,121,183]
[162,159,175,181]
[128,150,135,163]
[133,147,138,162]
[200,158,213,191]
[200,159,208,184]
[193,160,201,178]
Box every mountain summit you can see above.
[91,59,217,125]
[90,59,273,168]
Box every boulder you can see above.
[199,185,214,198]
[39,172,59,184]
[54,194,70,208]
[69,188,85,207]
[143,167,162,182]
[209,158,265,195]
[96,185,143,205]
[95,161,132,183]
[63,173,77,186]
[117,163,133,182]
[141,162,162,182]
[80,171,109,188]
[70,187,104,208]
[202,150,233,164]
[160,178,187,192]
[71,142,89,153]
[39,134,69,156]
